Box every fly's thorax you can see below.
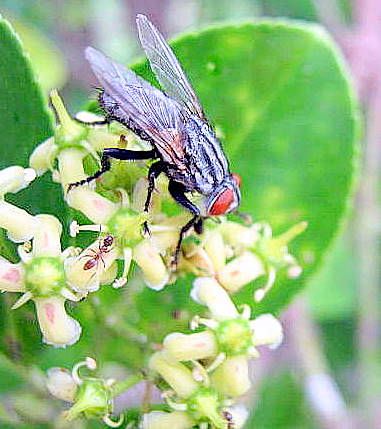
[183,117,230,194]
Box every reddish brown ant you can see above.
[82,235,114,271]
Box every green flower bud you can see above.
[25,256,65,297]
[65,378,111,421]
[50,90,88,149]
[188,387,225,429]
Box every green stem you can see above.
[111,373,143,398]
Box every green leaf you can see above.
[306,228,357,320]
[0,16,64,224]
[133,21,359,316]
[246,370,317,428]
[8,14,68,92]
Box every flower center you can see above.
[215,318,252,356]
[106,207,148,247]
[25,257,65,297]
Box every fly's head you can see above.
[207,173,241,216]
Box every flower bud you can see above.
[163,331,218,361]
[203,231,226,272]
[188,387,225,428]
[133,240,169,290]
[210,356,251,397]
[33,215,62,257]
[64,378,111,421]
[29,137,56,176]
[57,148,87,187]
[0,166,36,196]
[50,90,87,148]
[141,411,195,429]
[66,188,117,224]
[220,222,258,248]
[46,367,78,402]
[0,258,25,292]
[217,251,265,293]
[149,352,198,399]
[34,296,81,347]
[191,277,238,321]
[250,314,283,349]
[0,200,37,242]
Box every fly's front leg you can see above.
[168,180,202,269]
[68,147,157,190]
[142,161,167,235]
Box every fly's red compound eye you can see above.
[209,188,235,215]
[232,173,241,187]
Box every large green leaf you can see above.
[133,21,359,315]
[0,15,63,217]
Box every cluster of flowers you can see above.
[0,91,306,428]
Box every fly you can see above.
[69,14,241,265]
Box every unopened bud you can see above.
[149,352,198,399]
[211,356,251,397]
[250,314,283,349]
[29,138,56,176]
[134,240,169,290]
[191,277,238,321]
[0,166,36,196]
[217,251,265,293]
[0,200,37,242]
[46,367,77,402]
[163,331,218,361]
[141,411,195,429]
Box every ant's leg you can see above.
[142,161,167,235]
[168,181,201,268]
[68,147,157,190]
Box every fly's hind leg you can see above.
[167,180,202,269]
[68,147,157,191]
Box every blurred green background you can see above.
[0,0,379,428]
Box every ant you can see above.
[82,235,114,271]
[222,411,234,429]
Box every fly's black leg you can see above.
[74,117,110,126]
[173,215,201,269]
[168,181,200,215]
[142,161,167,235]
[168,180,201,269]
[194,217,204,235]
[68,147,157,190]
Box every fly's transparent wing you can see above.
[136,14,205,119]
[85,47,188,165]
